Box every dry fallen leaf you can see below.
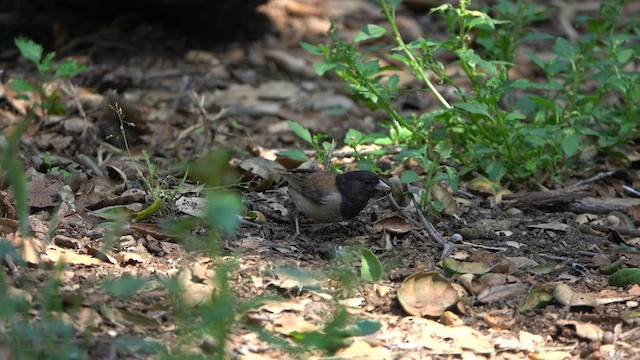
[335,339,392,360]
[373,215,413,234]
[476,283,528,304]
[556,319,604,341]
[6,233,42,265]
[43,244,103,266]
[431,182,458,215]
[177,267,216,307]
[239,157,286,191]
[397,271,458,317]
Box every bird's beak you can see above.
[376,180,391,191]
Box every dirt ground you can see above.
[1,0,640,359]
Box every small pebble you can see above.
[505,207,522,216]
[606,215,620,227]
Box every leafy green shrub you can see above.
[303,0,639,184]
[11,37,87,119]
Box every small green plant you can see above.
[0,122,29,235]
[360,248,383,282]
[523,0,640,167]
[1,38,86,236]
[0,262,86,359]
[280,120,334,166]
[304,0,639,185]
[11,37,87,119]
[289,306,381,353]
[42,153,71,177]
[254,304,381,356]
[109,103,190,221]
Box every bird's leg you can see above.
[291,209,301,239]
[294,215,301,238]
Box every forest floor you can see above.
[1,0,640,359]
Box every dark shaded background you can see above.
[1,0,271,59]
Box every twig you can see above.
[175,92,228,159]
[386,192,419,227]
[387,192,453,257]
[567,171,614,189]
[190,90,214,149]
[411,196,453,258]
[324,140,336,170]
[461,241,508,251]
[623,185,640,198]
[77,153,105,176]
[169,75,192,116]
[590,224,640,237]
[238,218,262,229]
[59,81,90,138]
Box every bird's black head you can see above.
[335,171,389,219]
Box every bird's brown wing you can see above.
[281,170,336,205]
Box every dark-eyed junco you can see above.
[280,169,391,235]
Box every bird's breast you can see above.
[289,190,343,222]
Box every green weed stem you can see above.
[379,0,451,109]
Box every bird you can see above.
[280,169,391,236]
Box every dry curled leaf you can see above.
[397,271,458,317]
[373,215,413,234]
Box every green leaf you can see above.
[386,53,412,67]
[287,121,313,144]
[528,96,560,110]
[277,149,308,162]
[362,59,381,74]
[507,78,534,90]
[504,112,526,121]
[442,258,493,275]
[434,141,452,160]
[518,288,553,312]
[386,0,403,11]
[446,166,459,192]
[313,62,336,76]
[386,74,399,93]
[205,191,242,237]
[344,128,365,147]
[10,78,38,92]
[102,277,150,298]
[431,200,444,213]
[554,38,575,60]
[400,170,420,183]
[617,48,633,63]
[455,48,483,68]
[520,32,554,42]
[528,262,562,275]
[561,130,581,156]
[466,11,504,29]
[486,162,506,181]
[300,41,322,55]
[0,238,21,263]
[599,258,626,275]
[1,122,30,235]
[14,36,42,64]
[609,268,640,287]
[360,248,382,282]
[354,24,388,42]
[54,59,87,79]
[429,4,451,14]
[349,319,381,336]
[38,52,56,75]
[290,307,355,352]
[453,102,491,118]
